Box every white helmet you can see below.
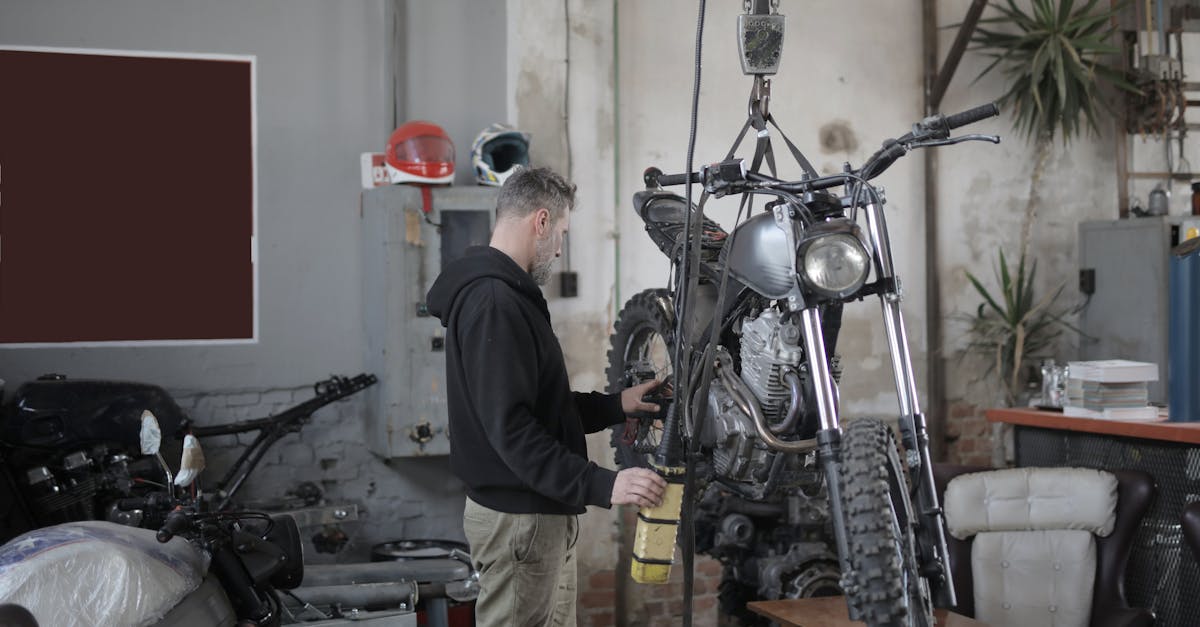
[471,123,531,187]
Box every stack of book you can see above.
[1063,360,1162,422]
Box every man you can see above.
[426,167,668,626]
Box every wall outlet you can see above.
[1079,268,1095,295]
[560,272,578,298]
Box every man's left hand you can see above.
[621,379,661,415]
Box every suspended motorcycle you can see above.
[606,4,1002,625]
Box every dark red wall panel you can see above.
[0,49,254,343]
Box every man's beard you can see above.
[530,232,557,286]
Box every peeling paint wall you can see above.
[506,0,626,617]
[616,0,927,419]
[936,0,1124,425]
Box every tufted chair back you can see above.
[933,465,1155,627]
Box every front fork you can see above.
[863,201,957,608]
[799,202,957,607]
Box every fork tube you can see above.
[799,308,840,431]
[865,201,958,608]
[862,203,921,416]
[799,307,852,574]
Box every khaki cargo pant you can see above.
[463,497,579,627]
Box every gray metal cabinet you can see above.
[1078,217,1186,402]
[362,186,498,457]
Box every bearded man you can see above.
[426,167,667,626]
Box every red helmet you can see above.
[385,121,455,185]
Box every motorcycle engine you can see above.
[705,310,812,496]
[19,445,161,530]
[739,309,803,424]
[0,376,186,540]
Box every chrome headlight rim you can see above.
[797,228,871,299]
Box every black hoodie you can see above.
[426,246,623,515]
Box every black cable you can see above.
[563,0,573,272]
[676,3,706,626]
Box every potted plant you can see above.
[962,0,1135,403]
[962,250,1079,405]
[970,0,1137,260]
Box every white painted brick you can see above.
[225,392,262,406]
[259,390,294,406]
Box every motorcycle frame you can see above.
[662,184,957,610]
[187,374,377,511]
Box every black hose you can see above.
[677,4,707,627]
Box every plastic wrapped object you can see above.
[174,434,206,488]
[0,521,209,626]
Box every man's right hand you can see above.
[611,467,668,509]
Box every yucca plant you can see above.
[963,250,1079,405]
[971,0,1137,259]
[962,1,1131,404]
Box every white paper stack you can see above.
[1064,360,1161,422]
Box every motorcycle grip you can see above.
[944,103,999,130]
[157,510,190,543]
[654,171,702,187]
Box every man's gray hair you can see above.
[495,167,576,223]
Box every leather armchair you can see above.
[1183,501,1200,562]
[933,464,1155,627]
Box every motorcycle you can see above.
[0,411,310,626]
[0,373,377,539]
[605,16,1002,621]
[0,373,436,625]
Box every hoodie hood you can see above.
[426,246,549,327]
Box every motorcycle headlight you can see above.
[800,233,870,298]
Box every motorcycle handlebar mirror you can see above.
[139,410,162,456]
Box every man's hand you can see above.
[621,379,661,415]
[611,467,669,508]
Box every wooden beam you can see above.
[929,0,988,111]
[923,0,945,460]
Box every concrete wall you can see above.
[405,0,508,185]
[0,0,390,391]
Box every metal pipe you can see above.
[718,360,816,454]
[799,308,840,433]
[767,369,804,435]
[863,202,921,417]
[302,560,470,588]
[929,0,988,111]
[922,0,943,460]
[284,581,419,610]
[720,355,816,449]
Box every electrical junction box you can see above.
[361,185,498,457]
[1078,216,1187,403]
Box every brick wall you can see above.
[172,383,468,564]
[944,400,994,466]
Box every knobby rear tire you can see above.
[605,288,675,470]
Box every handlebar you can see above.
[646,102,999,194]
[117,492,174,512]
[945,102,1000,131]
[644,167,701,188]
[157,508,191,543]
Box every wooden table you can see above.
[985,406,1200,444]
[747,597,986,626]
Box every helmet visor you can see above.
[394,135,455,163]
